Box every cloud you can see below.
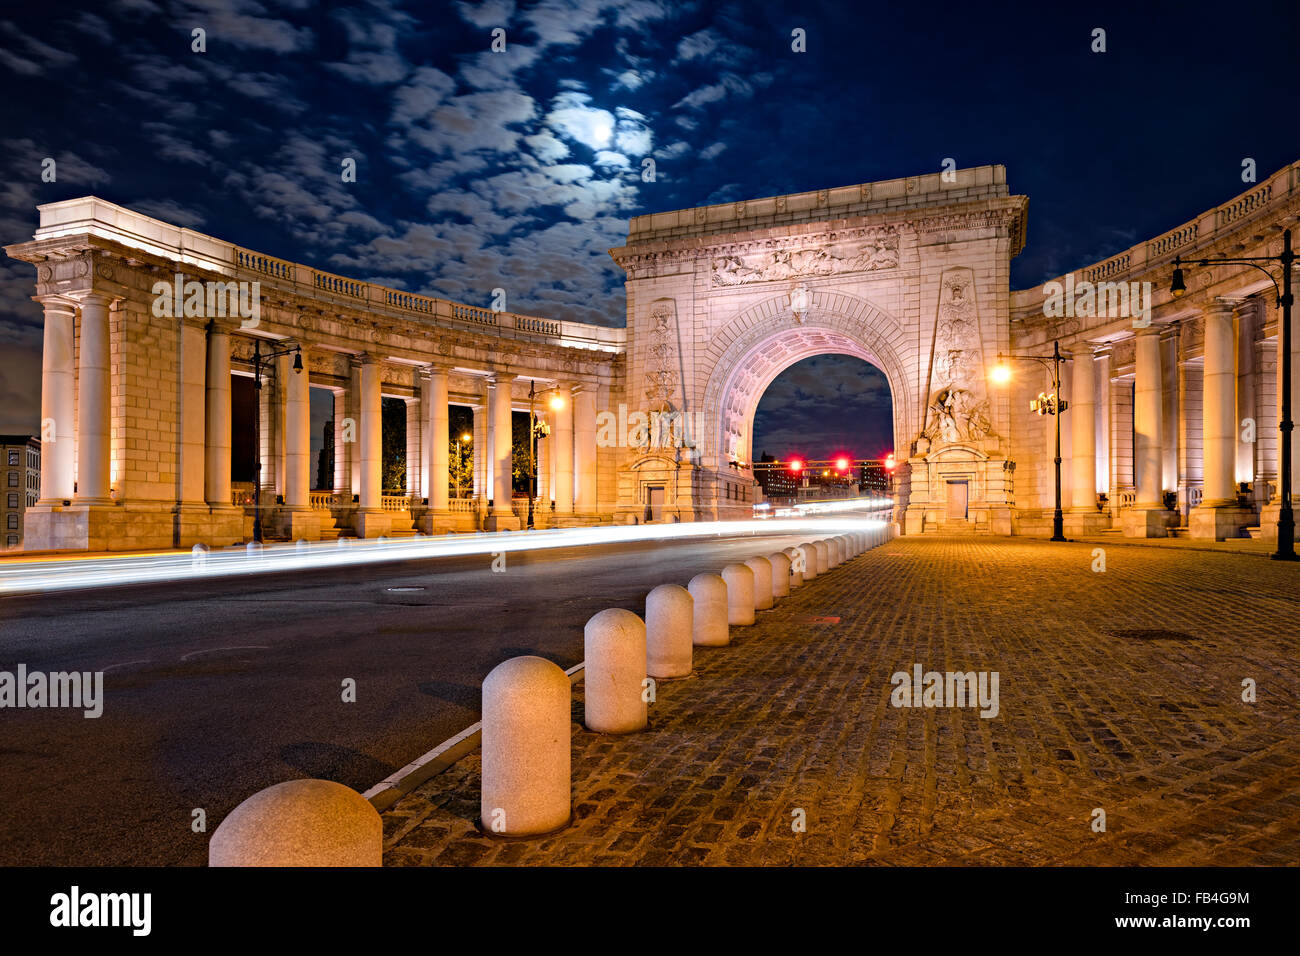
[546,91,616,150]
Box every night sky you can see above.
[2,0,1298,463]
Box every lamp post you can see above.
[525,381,557,530]
[1171,230,1296,560]
[250,338,303,544]
[992,340,1069,542]
[454,432,471,499]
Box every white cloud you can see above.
[546,91,615,150]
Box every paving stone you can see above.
[382,536,1300,865]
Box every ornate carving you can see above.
[923,268,994,445]
[641,298,680,449]
[775,196,787,213]
[711,231,899,286]
[922,387,991,443]
[788,282,810,323]
[95,262,114,281]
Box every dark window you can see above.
[7,514,17,530]
[6,494,16,508]
[7,451,17,466]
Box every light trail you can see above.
[0,498,895,596]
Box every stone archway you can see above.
[700,289,912,470]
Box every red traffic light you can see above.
[835,456,850,471]
[789,459,803,472]
[884,453,896,471]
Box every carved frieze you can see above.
[710,230,899,286]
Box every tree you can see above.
[381,397,406,493]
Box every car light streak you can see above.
[0,500,894,595]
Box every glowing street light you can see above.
[836,456,850,471]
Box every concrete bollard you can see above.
[798,542,818,580]
[744,555,773,611]
[584,608,648,734]
[688,572,730,646]
[768,551,791,599]
[210,779,382,866]
[783,546,805,587]
[480,655,571,836]
[646,584,693,678]
[829,537,843,567]
[296,539,309,552]
[812,540,829,575]
[721,563,755,625]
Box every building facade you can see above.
[0,435,40,549]
[7,159,1300,550]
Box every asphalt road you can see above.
[0,526,842,866]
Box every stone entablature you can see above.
[22,196,625,354]
[626,164,1023,246]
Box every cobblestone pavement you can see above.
[383,535,1300,865]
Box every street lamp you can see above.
[526,381,558,530]
[249,337,303,544]
[992,340,1069,542]
[1171,230,1296,560]
[454,432,471,499]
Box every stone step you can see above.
[1245,526,1264,539]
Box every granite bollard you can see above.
[687,572,730,646]
[721,563,755,625]
[480,655,571,836]
[584,608,648,733]
[768,551,791,598]
[210,779,382,867]
[744,555,773,610]
[646,584,693,679]
[783,546,805,587]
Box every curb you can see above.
[364,661,586,812]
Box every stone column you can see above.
[486,373,520,531]
[332,387,350,498]
[574,385,597,515]
[423,365,453,533]
[354,353,388,538]
[473,386,488,515]
[38,298,76,503]
[1191,300,1250,539]
[204,322,232,508]
[75,293,114,504]
[1123,328,1168,537]
[1094,348,1112,502]
[405,395,422,502]
[1235,301,1258,488]
[283,344,310,510]
[1066,350,1104,534]
[176,317,208,544]
[553,383,574,518]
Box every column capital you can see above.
[70,290,118,308]
[1133,324,1163,338]
[487,371,517,386]
[206,317,240,335]
[358,351,384,367]
[1203,297,1239,317]
[33,294,78,316]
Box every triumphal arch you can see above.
[610,166,1026,532]
[10,159,1300,549]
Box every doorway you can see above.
[946,480,969,520]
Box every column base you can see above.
[1188,504,1254,541]
[420,510,462,534]
[1064,510,1111,536]
[279,508,322,542]
[484,511,521,532]
[1121,507,1174,538]
[353,509,392,539]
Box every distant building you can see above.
[315,419,335,492]
[1,435,40,549]
[754,453,799,502]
